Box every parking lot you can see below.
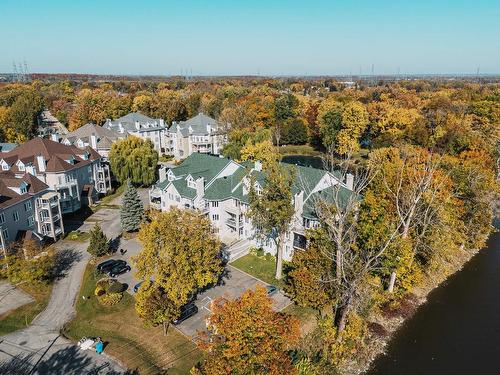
[109,240,291,337]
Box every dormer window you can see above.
[19,182,28,194]
[66,156,76,164]
[186,175,196,188]
[1,160,8,170]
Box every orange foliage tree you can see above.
[193,286,300,375]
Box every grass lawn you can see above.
[279,144,323,156]
[283,303,319,336]
[231,253,285,289]
[65,230,91,242]
[62,264,202,374]
[0,282,53,335]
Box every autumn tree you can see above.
[248,161,295,279]
[109,136,158,186]
[318,100,369,154]
[285,229,335,312]
[135,280,179,335]
[133,209,223,309]
[120,180,144,232]
[193,286,300,375]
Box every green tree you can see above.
[133,209,223,308]
[87,223,109,258]
[120,180,144,232]
[7,89,44,140]
[248,162,295,279]
[109,136,158,186]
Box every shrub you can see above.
[99,292,123,306]
[94,285,106,297]
[265,253,273,261]
[108,281,125,294]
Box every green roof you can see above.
[172,179,197,199]
[172,153,232,184]
[204,166,249,201]
[303,185,355,219]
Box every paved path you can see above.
[0,205,126,374]
[0,282,34,316]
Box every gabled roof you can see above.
[63,123,122,150]
[0,143,17,152]
[0,171,49,210]
[0,138,99,173]
[104,112,164,133]
[171,153,232,185]
[170,113,220,136]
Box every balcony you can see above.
[55,178,78,190]
[226,217,239,228]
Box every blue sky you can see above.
[1,0,499,75]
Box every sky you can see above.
[1,0,499,76]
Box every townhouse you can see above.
[56,122,124,161]
[167,113,227,160]
[103,112,167,153]
[0,138,111,214]
[149,153,353,261]
[0,171,64,253]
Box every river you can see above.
[369,226,500,374]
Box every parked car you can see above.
[266,285,278,296]
[172,303,198,325]
[108,262,131,277]
[96,259,125,274]
[133,281,144,293]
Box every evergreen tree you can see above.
[87,223,109,258]
[121,180,144,232]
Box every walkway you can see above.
[0,205,126,374]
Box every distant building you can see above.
[55,122,124,161]
[167,113,227,160]
[0,171,64,253]
[0,138,111,214]
[0,143,17,153]
[149,153,353,261]
[103,112,167,153]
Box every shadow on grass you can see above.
[0,345,141,374]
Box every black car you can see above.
[96,259,125,274]
[172,303,198,325]
[133,281,144,293]
[108,262,131,277]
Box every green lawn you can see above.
[63,264,202,374]
[64,230,91,242]
[0,283,53,335]
[279,144,323,156]
[231,253,286,289]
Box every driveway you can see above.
[176,265,291,337]
[0,206,126,374]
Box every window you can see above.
[1,228,8,240]
[211,201,218,207]
[27,216,34,226]
[24,201,32,211]
[212,214,219,221]
[20,185,27,194]
[1,163,8,171]
[0,213,4,224]
[13,211,19,222]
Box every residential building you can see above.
[149,153,352,261]
[56,122,124,161]
[0,171,64,253]
[167,113,227,160]
[0,138,111,214]
[0,143,17,152]
[103,112,167,153]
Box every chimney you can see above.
[135,121,140,130]
[159,119,164,127]
[50,133,59,142]
[36,155,46,172]
[254,160,262,172]
[90,133,98,150]
[26,165,36,176]
[196,177,205,199]
[158,166,167,182]
[294,191,304,216]
[207,125,211,133]
[346,173,354,190]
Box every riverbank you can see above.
[354,215,499,374]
